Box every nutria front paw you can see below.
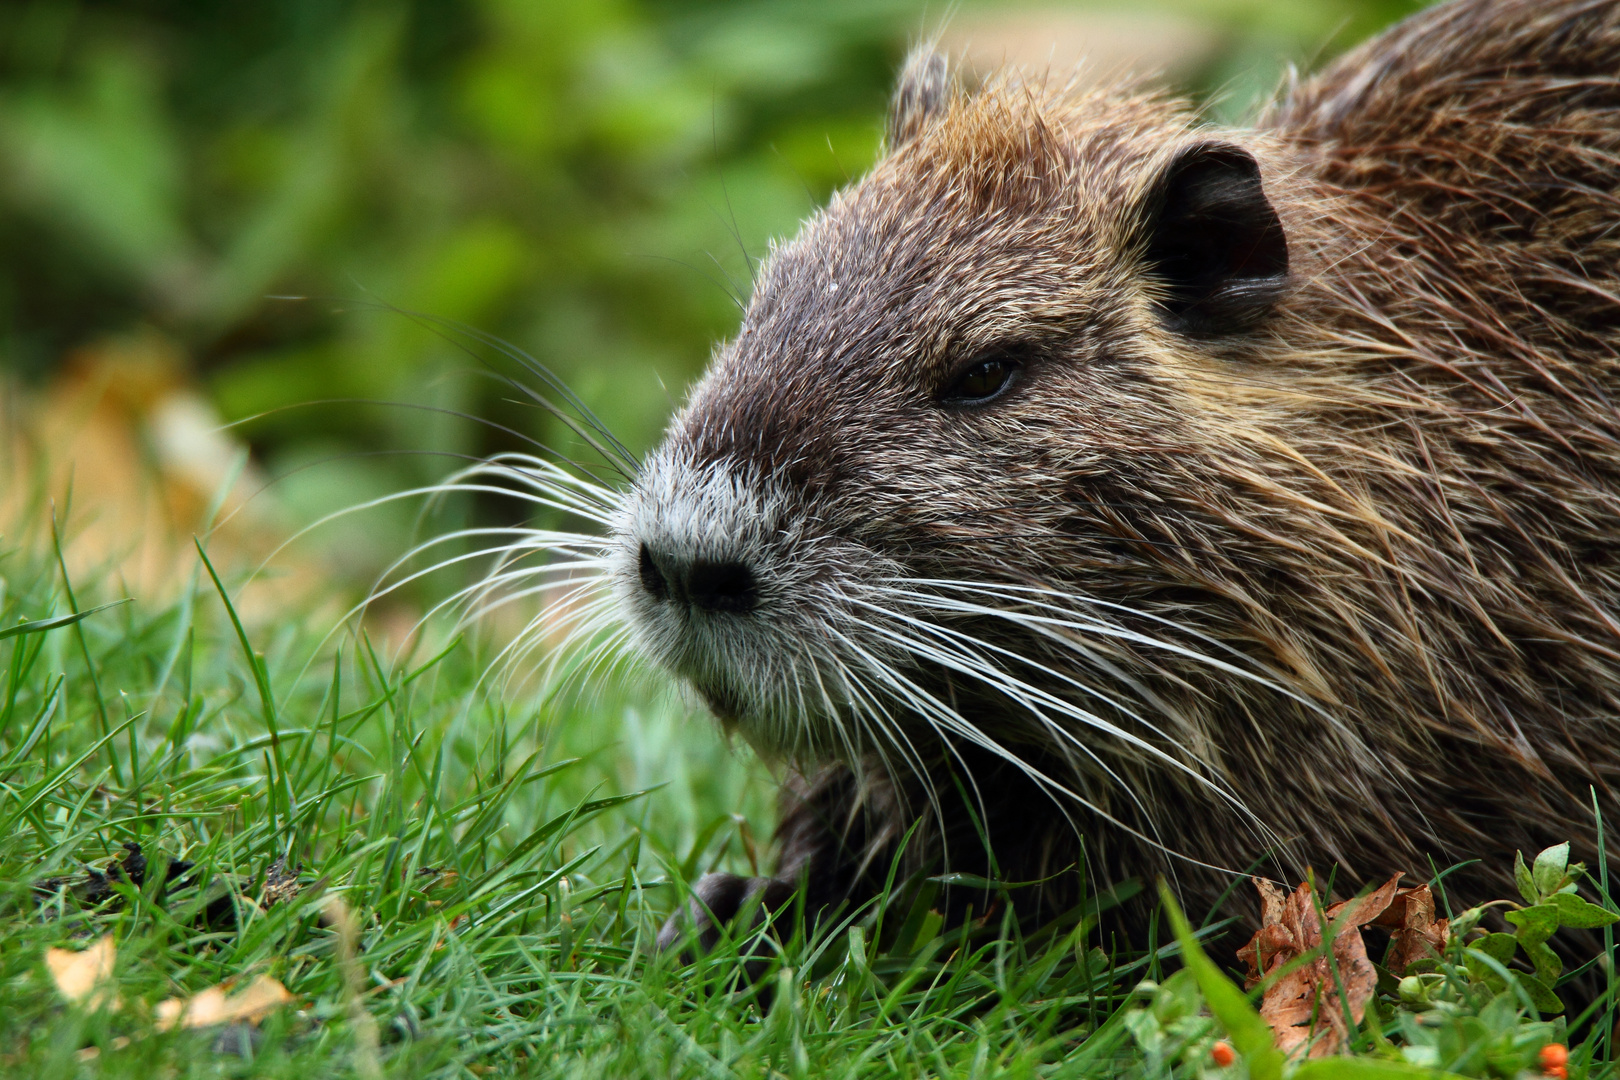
[657,872,796,955]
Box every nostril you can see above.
[687,559,759,614]
[639,543,669,600]
[639,544,759,614]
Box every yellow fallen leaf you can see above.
[155,974,294,1031]
[46,936,119,1011]
[75,1036,131,1062]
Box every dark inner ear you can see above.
[1141,142,1289,336]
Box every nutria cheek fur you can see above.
[621,0,1620,958]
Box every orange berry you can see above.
[1211,1041,1237,1067]
[1545,1066,1567,1080]
[1541,1045,1569,1071]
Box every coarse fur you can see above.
[445,0,1620,973]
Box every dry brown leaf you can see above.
[1370,883,1450,973]
[1236,875,1400,1057]
[155,974,294,1031]
[45,936,119,1011]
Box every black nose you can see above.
[687,558,759,613]
[638,543,759,614]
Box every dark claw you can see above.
[657,872,796,960]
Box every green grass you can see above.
[0,520,1147,1078]
[2,517,1618,1079]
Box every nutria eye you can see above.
[942,355,1019,405]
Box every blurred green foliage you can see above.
[0,0,1425,581]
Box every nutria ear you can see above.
[888,47,952,149]
[1140,142,1290,335]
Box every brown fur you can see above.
[633,0,1620,964]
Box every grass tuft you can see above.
[3,527,1619,1078]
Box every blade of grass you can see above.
[1595,786,1614,1065]
[50,510,120,786]
[0,600,133,643]
[195,539,296,838]
[1159,879,1284,1080]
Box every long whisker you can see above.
[810,618,1252,873]
[485,593,628,699]
[850,607,1285,855]
[852,595,1206,765]
[813,638,954,869]
[838,614,1156,844]
[879,578,1355,732]
[339,296,640,478]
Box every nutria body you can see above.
[612,0,1620,958]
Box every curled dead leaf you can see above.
[1237,874,1399,1057]
[1370,883,1450,972]
[45,936,120,1012]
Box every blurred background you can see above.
[0,0,1428,613]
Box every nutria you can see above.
[501,0,1620,966]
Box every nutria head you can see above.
[611,50,1324,852]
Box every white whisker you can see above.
[808,617,1250,873]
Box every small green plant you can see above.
[1154,849,1620,1080]
[1122,970,1220,1073]
[1398,843,1618,1019]
[1390,990,1563,1077]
